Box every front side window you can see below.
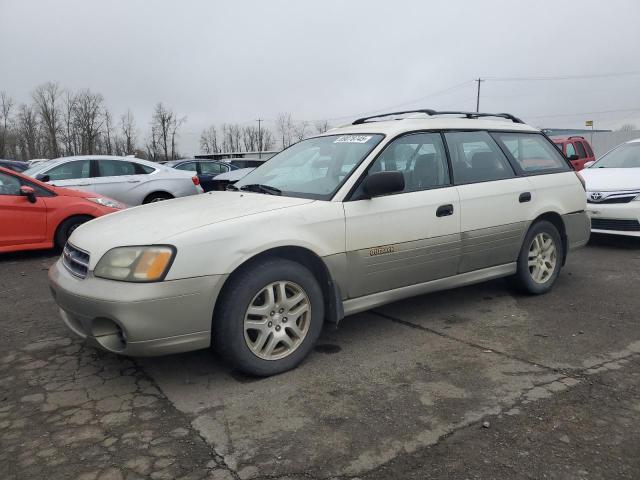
[176,162,198,172]
[444,131,514,184]
[46,160,92,181]
[0,171,21,195]
[492,132,570,173]
[592,142,640,168]
[200,162,226,174]
[574,141,587,158]
[354,132,450,196]
[234,134,384,200]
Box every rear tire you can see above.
[213,258,324,376]
[55,215,93,249]
[143,192,173,204]
[513,220,563,295]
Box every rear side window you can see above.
[583,141,594,157]
[444,131,514,184]
[565,142,576,157]
[200,162,226,174]
[99,160,153,176]
[492,132,570,173]
[574,141,587,158]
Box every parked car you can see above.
[210,167,254,191]
[49,110,589,376]
[27,158,50,167]
[0,159,29,172]
[226,158,267,169]
[552,136,595,170]
[580,138,640,236]
[23,155,203,205]
[163,159,238,192]
[0,166,124,253]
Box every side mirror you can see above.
[363,171,405,198]
[20,185,37,203]
[35,173,50,182]
[583,160,595,168]
[567,154,579,161]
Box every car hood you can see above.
[580,168,640,191]
[70,191,314,261]
[51,185,94,198]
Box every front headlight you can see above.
[94,246,176,282]
[87,197,126,209]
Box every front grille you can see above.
[591,218,640,232]
[587,191,640,204]
[62,243,90,278]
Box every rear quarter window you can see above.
[492,132,571,174]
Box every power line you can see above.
[485,70,640,82]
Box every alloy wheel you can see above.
[243,281,311,360]
[528,232,557,284]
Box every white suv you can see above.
[49,110,590,376]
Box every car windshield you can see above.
[592,142,640,168]
[234,134,383,199]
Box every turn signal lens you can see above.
[94,246,175,282]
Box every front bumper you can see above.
[586,202,640,237]
[49,258,227,356]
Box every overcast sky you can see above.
[2,0,640,155]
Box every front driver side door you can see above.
[343,132,461,299]
[44,159,95,192]
[0,171,47,247]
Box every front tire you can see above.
[513,220,563,295]
[213,258,324,376]
[54,215,93,249]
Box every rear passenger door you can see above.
[94,160,152,204]
[199,162,229,192]
[343,132,461,298]
[445,131,535,274]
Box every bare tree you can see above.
[618,123,637,132]
[261,129,275,151]
[314,120,330,134]
[120,109,137,154]
[222,123,242,152]
[32,82,62,158]
[293,120,309,142]
[103,108,114,155]
[0,91,14,157]
[150,103,183,160]
[242,125,258,152]
[170,115,186,160]
[16,104,42,160]
[60,91,77,156]
[73,89,104,154]
[200,125,219,154]
[275,113,294,149]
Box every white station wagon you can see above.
[49,110,590,376]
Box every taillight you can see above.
[575,171,586,191]
[192,176,200,186]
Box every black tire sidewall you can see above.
[214,258,324,376]
[516,220,563,295]
[143,193,172,204]
[55,216,90,249]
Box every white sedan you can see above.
[24,155,203,205]
[581,139,640,237]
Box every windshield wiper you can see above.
[226,184,239,191]
[239,184,282,195]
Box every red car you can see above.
[552,136,595,171]
[0,167,124,253]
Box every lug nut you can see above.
[275,325,281,331]
[268,321,273,328]
[270,311,275,316]
[279,308,284,313]
[282,317,287,323]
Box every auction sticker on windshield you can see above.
[334,135,373,143]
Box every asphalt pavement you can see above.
[1,234,639,480]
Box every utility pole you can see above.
[475,78,484,112]
[256,118,263,158]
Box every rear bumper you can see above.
[49,258,227,356]
[563,211,591,249]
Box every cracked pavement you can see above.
[2,233,640,479]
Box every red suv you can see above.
[552,136,595,171]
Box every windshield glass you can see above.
[592,142,640,168]
[234,134,384,199]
